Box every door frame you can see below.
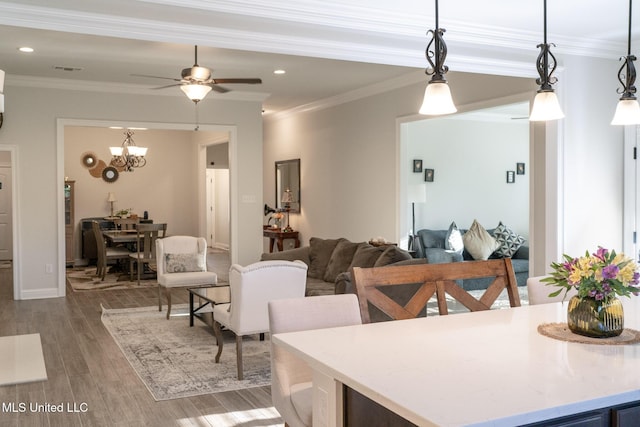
[0,145,20,298]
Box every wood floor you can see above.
[0,257,284,427]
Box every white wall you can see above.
[264,71,535,247]
[405,117,529,237]
[0,85,263,299]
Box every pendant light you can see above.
[419,0,456,116]
[530,0,564,121]
[612,0,640,125]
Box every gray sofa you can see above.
[414,227,529,290]
[261,237,414,296]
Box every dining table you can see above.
[102,229,140,246]
[272,298,640,427]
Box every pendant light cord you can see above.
[628,0,632,57]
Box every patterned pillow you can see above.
[165,253,206,273]
[493,222,526,258]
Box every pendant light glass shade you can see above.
[180,84,212,102]
[419,81,457,115]
[530,91,564,121]
[612,99,640,125]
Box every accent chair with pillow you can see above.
[156,236,218,319]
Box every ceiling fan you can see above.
[132,45,262,103]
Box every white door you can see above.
[0,165,13,261]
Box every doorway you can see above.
[0,145,18,298]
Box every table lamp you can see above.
[281,189,294,232]
[107,192,117,217]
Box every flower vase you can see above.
[567,295,624,338]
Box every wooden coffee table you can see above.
[188,285,231,327]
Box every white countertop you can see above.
[273,298,640,427]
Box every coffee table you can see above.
[188,285,231,327]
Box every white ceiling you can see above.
[0,0,637,115]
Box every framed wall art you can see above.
[424,168,434,182]
[413,159,423,173]
[506,170,515,184]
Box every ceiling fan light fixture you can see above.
[180,83,212,102]
[190,66,211,81]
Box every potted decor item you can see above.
[543,247,640,338]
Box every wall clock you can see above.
[102,166,119,183]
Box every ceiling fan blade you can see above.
[131,73,181,82]
[209,84,230,93]
[152,83,183,90]
[213,78,262,84]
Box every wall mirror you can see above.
[275,158,300,213]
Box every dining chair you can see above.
[128,223,167,285]
[353,258,521,322]
[155,235,218,319]
[114,217,139,231]
[212,260,308,380]
[527,275,577,305]
[268,294,362,427]
[91,220,132,280]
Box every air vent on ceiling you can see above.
[52,66,83,72]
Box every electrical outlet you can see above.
[45,264,53,274]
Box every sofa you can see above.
[414,220,529,290]
[261,237,415,296]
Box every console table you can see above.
[273,299,640,426]
[263,228,300,252]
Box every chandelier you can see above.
[109,130,148,172]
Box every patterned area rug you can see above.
[66,266,158,291]
[101,304,270,401]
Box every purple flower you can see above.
[595,292,605,301]
[602,264,619,280]
[633,272,640,285]
[588,290,597,298]
[595,247,608,261]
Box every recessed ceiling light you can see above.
[109,126,124,129]
[18,47,34,53]
[273,69,286,75]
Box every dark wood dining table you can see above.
[102,229,140,245]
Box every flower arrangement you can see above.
[543,247,640,301]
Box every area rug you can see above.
[101,304,270,401]
[67,266,158,291]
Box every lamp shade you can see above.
[109,146,123,156]
[180,84,212,102]
[529,91,565,121]
[419,81,457,115]
[0,69,4,93]
[408,184,426,203]
[611,99,640,125]
[107,192,117,202]
[281,189,294,203]
[0,93,4,113]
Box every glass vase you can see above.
[567,295,624,338]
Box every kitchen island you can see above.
[273,298,640,426]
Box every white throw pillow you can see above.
[445,221,464,253]
[462,220,499,260]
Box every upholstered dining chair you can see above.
[129,223,167,285]
[156,236,218,319]
[91,220,132,280]
[212,260,308,380]
[527,275,577,305]
[268,294,362,427]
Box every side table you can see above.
[188,285,231,327]
[263,228,300,252]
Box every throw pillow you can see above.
[462,220,499,260]
[165,253,206,273]
[373,245,413,267]
[493,221,526,258]
[444,221,464,253]
[348,243,386,270]
[324,239,360,283]
[308,237,340,279]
